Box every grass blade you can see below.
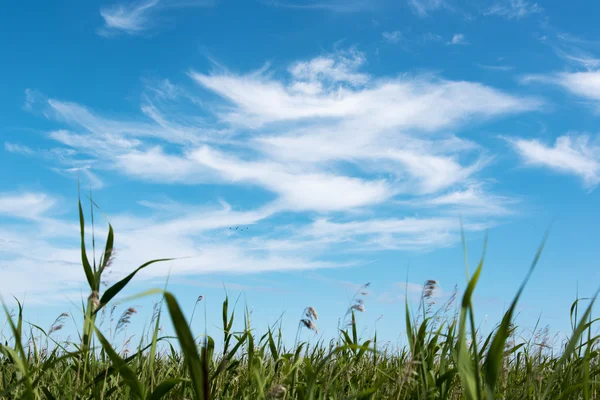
[483,231,548,399]
[164,291,208,400]
[95,258,172,314]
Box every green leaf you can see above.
[456,259,484,400]
[164,292,208,400]
[147,378,184,400]
[99,222,114,275]
[78,198,96,290]
[268,329,278,361]
[95,258,172,314]
[483,231,548,400]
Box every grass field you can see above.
[1,199,599,399]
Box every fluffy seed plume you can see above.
[298,306,319,335]
[300,318,319,334]
[116,307,137,334]
[423,280,438,299]
[351,304,366,312]
[48,312,69,336]
[305,306,318,320]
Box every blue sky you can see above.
[1,0,600,348]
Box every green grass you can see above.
[1,197,599,399]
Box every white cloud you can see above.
[416,183,517,215]
[190,146,393,211]
[508,134,600,188]
[99,0,213,37]
[301,216,489,251]
[485,0,542,19]
[408,0,446,17]
[288,48,369,88]
[263,0,373,13]
[553,72,600,103]
[382,31,404,44]
[448,33,468,45]
[0,192,57,220]
[4,142,34,155]
[190,63,539,129]
[523,71,600,106]
[13,49,543,304]
[99,0,160,36]
[0,195,342,303]
[26,50,540,212]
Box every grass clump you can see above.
[1,197,599,399]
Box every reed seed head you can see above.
[305,306,318,320]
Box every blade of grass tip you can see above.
[94,258,173,315]
[147,378,184,400]
[268,328,278,362]
[89,190,97,272]
[467,233,487,399]
[94,325,144,398]
[352,310,358,346]
[1,299,34,400]
[542,285,600,400]
[483,229,549,400]
[164,291,207,400]
[405,286,415,355]
[78,196,96,291]
[11,296,23,352]
[457,256,484,400]
[99,222,114,277]
[222,295,229,352]
[88,198,114,276]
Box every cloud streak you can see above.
[523,71,600,109]
[408,0,447,17]
[508,134,600,188]
[485,0,543,19]
[99,0,213,37]
[8,49,544,302]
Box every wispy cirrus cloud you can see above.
[22,49,540,211]
[300,217,491,251]
[262,0,374,13]
[382,31,405,44]
[523,71,600,107]
[402,183,518,216]
[507,134,600,189]
[0,191,340,303]
[4,142,34,155]
[8,49,543,303]
[485,0,542,19]
[98,0,213,37]
[448,33,468,45]
[0,192,57,221]
[408,0,447,17]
